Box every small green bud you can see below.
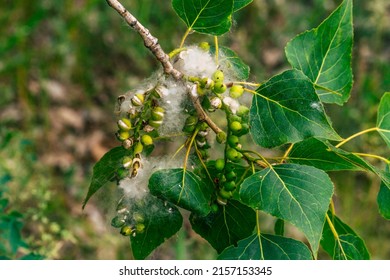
[237,105,250,117]
[226,148,239,161]
[212,70,224,82]
[133,142,144,154]
[219,188,232,199]
[223,180,236,191]
[229,121,242,133]
[229,85,245,99]
[197,85,206,96]
[117,118,132,131]
[131,93,145,106]
[216,131,227,144]
[225,170,237,181]
[182,124,196,134]
[111,216,126,228]
[211,204,219,213]
[198,122,209,131]
[149,119,163,128]
[185,115,198,127]
[151,106,165,121]
[135,223,145,234]
[213,82,227,94]
[133,212,145,223]
[141,134,153,146]
[198,41,210,51]
[215,158,225,171]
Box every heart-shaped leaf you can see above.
[249,69,340,148]
[285,0,353,104]
[148,168,212,216]
[83,146,125,209]
[172,0,234,36]
[190,200,256,253]
[233,0,252,12]
[218,233,312,260]
[210,46,250,81]
[376,92,390,148]
[240,164,334,256]
[321,211,370,260]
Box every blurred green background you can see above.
[1,0,389,259]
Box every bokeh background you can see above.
[1,0,389,259]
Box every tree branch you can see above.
[106,0,222,134]
[106,0,182,80]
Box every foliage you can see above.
[82,0,390,260]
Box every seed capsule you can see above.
[229,85,245,99]
[116,130,130,141]
[210,97,222,110]
[212,70,224,82]
[151,106,165,121]
[133,142,144,154]
[149,119,163,128]
[215,158,225,171]
[120,225,134,236]
[227,135,240,148]
[198,41,210,51]
[213,82,227,94]
[135,223,145,234]
[141,134,153,146]
[122,156,133,169]
[117,118,132,131]
[131,93,145,106]
[216,131,227,144]
[229,121,242,134]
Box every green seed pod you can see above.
[141,134,153,146]
[122,156,133,169]
[229,85,245,99]
[185,115,198,127]
[117,118,132,131]
[198,41,210,51]
[212,70,224,82]
[135,223,145,234]
[227,135,240,148]
[217,196,227,206]
[149,119,163,128]
[120,225,133,236]
[182,124,196,134]
[223,180,236,191]
[131,93,145,106]
[151,106,165,121]
[111,216,126,228]
[216,131,227,144]
[213,82,227,94]
[225,170,237,181]
[229,121,242,134]
[219,188,232,199]
[198,121,209,131]
[226,148,239,161]
[215,158,225,171]
[237,105,250,117]
[133,142,144,154]
[133,212,145,223]
[210,97,222,110]
[197,85,206,96]
[229,115,242,123]
[116,130,130,141]
[211,204,219,213]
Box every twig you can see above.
[106,0,182,80]
[106,0,222,134]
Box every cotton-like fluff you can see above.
[223,96,241,114]
[157,79,188,136]
[174,46,218,78]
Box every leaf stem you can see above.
[325,213,347,260]
[335,127,378,148]
[352,152,390,164]
[214,36,219,64]
[240,150,272,168]
[281,143,294,163]
[183,127,200,170]
[233,81,261,87]
[180,28,192,48]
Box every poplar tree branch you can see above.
[106,0,222,134]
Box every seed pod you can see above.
[141,134,153,146]
[111,216,126,228]
[213,82,227,94]
[210,97,222,110]
[122,138,134,149]
[149,119,163,128]
[133,212,145,223]
[229,85,245,99]
[116,130,130,141]
[223,180,236,191]
[198,130,209,137]
[227,135,240,148]
[151,106,165,121]
[216,131,227,144]
[225,170,237,181]
[211,204,219,213]
[229,121,242,134]
[212,70,224,82]
[237,105,250,117]
[117,118,132,131]
[122,156,133,169]
[120,225,134,236]
[185,115,198,127]
[133,142,144,154]
[131,93,145,106]
[219,188,232,199]
[215,158,225,171]
[135,223,145,234]
[198,41,210,51]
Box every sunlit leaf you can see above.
[82,146,125,209]
[148,168,212,216]
[376,92,390,148]
[233,0,252,12]
[378,164,390,220]
[249,69,340,148]
[172,0,234,36]
[240,164,334,256]
[218,233,312,260]
[285,0,353,104]
[190,200,256,253]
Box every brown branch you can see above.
[106,0,182,80]
[106,0,222,134]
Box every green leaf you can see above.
[233,0,252,12]
[378,164,390,219]
[82,146,125,209]
[172,0,234,36]
[148,168,212,216]
[321,212,370,260]
[240,164,334,256]
[285,0,353,104]
[376,92,390,148]
[129,195,183,260]
[218,233,312,260]
[288,138,369,171]
[190,200,256,253]
[249,69,340,148]
[210,46,250,80]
